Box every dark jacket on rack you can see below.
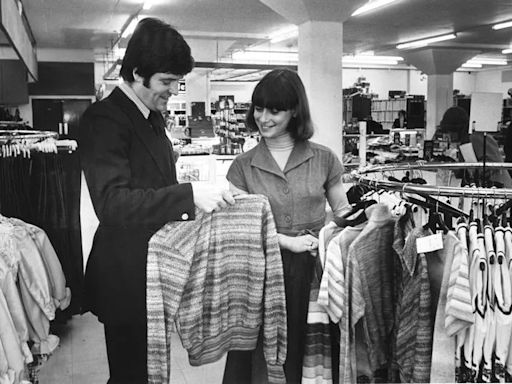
[79,87,195,325]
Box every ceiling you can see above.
[16,0,512,81]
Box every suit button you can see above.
[181,213,189,220]
[284,215,291,223]
[283,187,289,194]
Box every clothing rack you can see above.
[0,129,59,143]
[353,162,512,199]
[0,130,77,157]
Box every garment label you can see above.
[416,233,444,253]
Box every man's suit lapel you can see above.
[109,88,173,181]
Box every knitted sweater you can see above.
[146,194,287,384]
[393,225,434,383]
[347,204,397,376]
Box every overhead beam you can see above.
[194,61,297,71]
[0,0,37,80]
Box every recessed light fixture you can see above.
[396,33,457,49]
[492,20,512,30]
[351,0,398,16]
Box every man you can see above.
[79,18,234,383]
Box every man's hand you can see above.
[191,183,235,213]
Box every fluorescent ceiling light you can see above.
[343,54,403,65]
[466,58,507,65]
[352,0,398,16]
[268,26,298,44]
[396,33,456,49]
[232,50,298,62]
[230,50,402,66]
[502,48,512,54]
[143,0,155,10]
[121,17,139,38]
[461,62,482,68]
[492,20,512,30]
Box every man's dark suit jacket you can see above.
[79,87,195,325]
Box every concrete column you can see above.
[298,20,343,157]
[185,70,210,116]
[426,74,453,138]
[401,48,480,138]
[259,0,360,161]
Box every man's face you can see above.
[133,72,183,112]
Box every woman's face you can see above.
[253,106,294,139]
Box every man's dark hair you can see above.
[120,18,194,84]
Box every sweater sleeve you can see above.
[146,215,202,384]
[260,198,287,382]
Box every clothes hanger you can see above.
[422,189,450,234]
[456,189,468,225]
[334,199,376,228]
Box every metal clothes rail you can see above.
[353,162,512,199]
[0,129,59,144]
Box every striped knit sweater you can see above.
[393,225,433,383]
[146,194,287,384]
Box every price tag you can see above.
[416,233,444,254]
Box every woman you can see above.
[222,68,350,383]
[435,106,512,188]
[392,109,407,128]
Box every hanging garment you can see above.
[393,223,434,383]
[445,222,473,335]
[493,226,512,382]
[446,222,473,381]
[468,224,488,381]
[8,218,70,310]
[346,203,397,380]
[504,225,512,378]
[0,257,31,365]
[302,248,334,384]
[146,195,287,384]
[481,224,497,383]
[0,289,25,383]
[430,231,466,383]
[301,222,340,384]
[330,224,365,384]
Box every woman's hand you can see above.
[278,233,318,254]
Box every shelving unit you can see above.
[371,98,407,130]
[168,101,187,127]
[371,96,426,130]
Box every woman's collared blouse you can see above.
[227,139,343,236]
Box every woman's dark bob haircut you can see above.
[246,68,314,141]
[120,18,194,84]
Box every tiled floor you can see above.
[37,312,226,384]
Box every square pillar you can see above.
[298,20,344,159]
[426,73,453,138]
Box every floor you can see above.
[37,312,226,384]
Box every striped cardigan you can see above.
[147,194,287,384]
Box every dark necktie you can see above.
[148,110,165,137]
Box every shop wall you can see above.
[210,81,255,104]
[474,68,512,97]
